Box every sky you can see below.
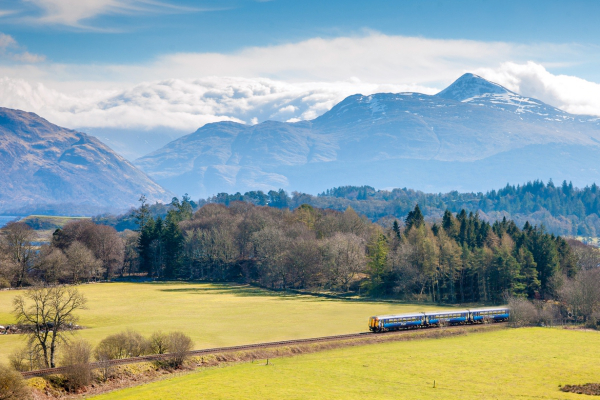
[1,0,600,158]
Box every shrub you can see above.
[60,339,93,391]
[9,347,45,372]
[149,331,169,354]
[0,363,31,400]
[95,330,150,361]
[534,300,561,327]
[508,297,538,327]
[164,332,194,368]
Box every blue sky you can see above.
[1,0,600,75]
[0,0,600,159]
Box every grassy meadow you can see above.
[92,327,598,400]
[0,282,456,363]
[20,215,91,242]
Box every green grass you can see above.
[0,282,456,363]
[20,215,91,241]
[92,328,599,400]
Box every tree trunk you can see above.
[50,331,57,368]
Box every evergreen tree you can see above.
[404,204,424,233]
[367,232,389,294]
[162,210,184,278]
[392,220,401,239]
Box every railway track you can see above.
[21,323,500,378]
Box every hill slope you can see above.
[135,73,600,198]
[0,108,172,214]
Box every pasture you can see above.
[0,282,456,363]
[92,327,599,400]
[20,214,91,242]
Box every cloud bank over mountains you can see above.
[0,33,599,135]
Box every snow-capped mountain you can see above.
[135,74,600,198]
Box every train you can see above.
[368,307,510,332]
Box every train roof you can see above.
[423,310,469,316]
[372,313,425,319]
[371,307,510,320]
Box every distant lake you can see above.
[0,216,19,228]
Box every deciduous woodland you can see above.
[3,196,598,308]
[187,180,600,237]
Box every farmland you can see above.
[20,215,91,242]
[0,282,457,363]
[92,328,599,400]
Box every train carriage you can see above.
[425,310,469,326]
[368,313,425,332]
[469,307,510,323]
[368,307,511,332]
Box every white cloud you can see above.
[0,33,599,136]
[476,61,600,116]
[0,33,16,48]
[0,76,433,131]
[20,0,206,29]
[0,32,45,63]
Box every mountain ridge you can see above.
[0,107,173,214]
[135,73,600,198]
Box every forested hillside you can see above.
[4,197,598,305]
[132,201,576,303]
[202,180,600,237]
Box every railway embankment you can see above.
[23,324,507,398]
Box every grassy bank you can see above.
[0,282,456,362]
[92,327,599,400]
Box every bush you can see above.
[60,339,93,391]
[9,347,45,372]
[0,363,31,400]
[164,332,194,368]
[149,331,169,355]
[95,330,150,361]
[534,300,561,327]
[508,297,538,327]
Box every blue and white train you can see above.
[368,307,510,332]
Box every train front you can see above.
[368,316,380,332]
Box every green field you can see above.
[0,282,456,363]
[92,328,598,400]
[20,214,91,242]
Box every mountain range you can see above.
[135,73,600,199]
[2,73,600,215]
[0,108,171,215]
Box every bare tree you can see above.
[51,220,95,250]
[0,222,35,287]
[559,268,600,323]
[567,239,600,271]
[12,286,87,368]
[81,225,125,279]
[34,246,67,284]
[64,242,102,283]
[323,233,366,291]
[53,220,125,280]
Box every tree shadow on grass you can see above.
[156,282,444,306]
[159,284,312,300]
